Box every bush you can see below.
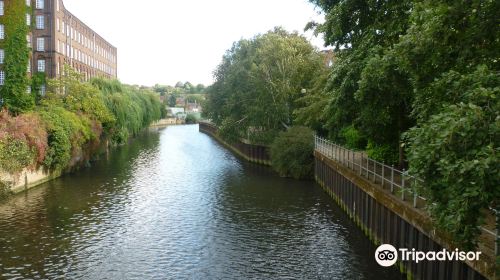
[185,113,197,124]
[0,136,35,174]
[37,105,94,172]
[340,125,366,150]
[0,110,48,166]
[270,126,315,179]
[366,140,398,165]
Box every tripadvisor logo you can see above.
[374,244,482,267]
[375,244,398,267]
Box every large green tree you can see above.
[399,1,500,249]
[308,0,499,249]
[306,0,413,165]
[204,27,325,144]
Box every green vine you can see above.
[0,0,33,114]
[32,72,46,102]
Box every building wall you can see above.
[30,0,117,82]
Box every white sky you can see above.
[63,0,326,87]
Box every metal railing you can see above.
[314,135,498,256]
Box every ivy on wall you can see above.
[0,0,34,114]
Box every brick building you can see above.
[0,0,117,92]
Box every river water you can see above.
[0,125,401,279]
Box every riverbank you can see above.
[150,118,185,127]
[0,77,165,199]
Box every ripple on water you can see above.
[0,125,400,279]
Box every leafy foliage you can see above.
[0,110,47,165]
[37,104,94,172]
[308,0,499,247]
[0,0,33,113]
[270,126,315,179]
[91,78,163,144]
[204,27,326,145]
[0,136,35,174]
[185,113,197,124]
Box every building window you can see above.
[0,49,3,64]
[28,60,31,73]
[37,37,45,51]
[26,14,31,26]
[26,0,30,6]
[56,0,59,11]
[0,71,4,85]
[0,1,4,16]
[27,86,31,94]
[26,34,31,47]
[0,25,3,40]
[35,0,44,9]
[37,59,45,72]
[39,84,46,96]
[36,15,45,29]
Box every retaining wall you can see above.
[198,122,271,165]
[315,151,494,280]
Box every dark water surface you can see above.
[0,125,401,279]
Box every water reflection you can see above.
[0,125,400,279]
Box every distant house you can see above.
[167,107,186,119]
[186,101,202,113]
[175,97,186,107]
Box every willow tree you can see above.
[0,0,33,113]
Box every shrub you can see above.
[0,136,35,174]
[340,125,366,150]
[0,110,47,166]
[37,105,94,172]
[270,126,315,179]
[185,113,197,124]
[366,140,398,165]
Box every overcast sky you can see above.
[63,0,326,87]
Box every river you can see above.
[0,125,401,279]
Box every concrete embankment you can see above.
[0,168,60,194]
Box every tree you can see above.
[307,0,413,165]
[167,94,176,107]
[204,27,325,145]
[398,0,500,248]
[308,0,499,249]
[0,0,34,113]
[195,84,205,93]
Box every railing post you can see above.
[381,162,385,188]
[359,153,363,176]
[390,165,394,194]
[348,150,351,170]
[366,156,369,179]
[372,160,376,183]
[401,169,406,201]
[413,192,417,208]
[413,178,418,208]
